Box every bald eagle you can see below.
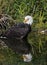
[0,16,33,62]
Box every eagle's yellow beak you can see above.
[21,55,27,60]
[23,19,29,23]
[22,55,28,59]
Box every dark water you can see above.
[0,39,47,65]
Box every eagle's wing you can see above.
[4,23,31,39]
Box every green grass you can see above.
[0,0,47,65]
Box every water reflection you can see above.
[0,38,47,65]
[1,38,31,54]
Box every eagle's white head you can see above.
[23,53,32,62]
[24,15,33,25]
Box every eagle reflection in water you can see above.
[2,38,31,54]
[0,15,33,62]
[1,37,32,62]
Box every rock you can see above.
[0,14,15,35]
